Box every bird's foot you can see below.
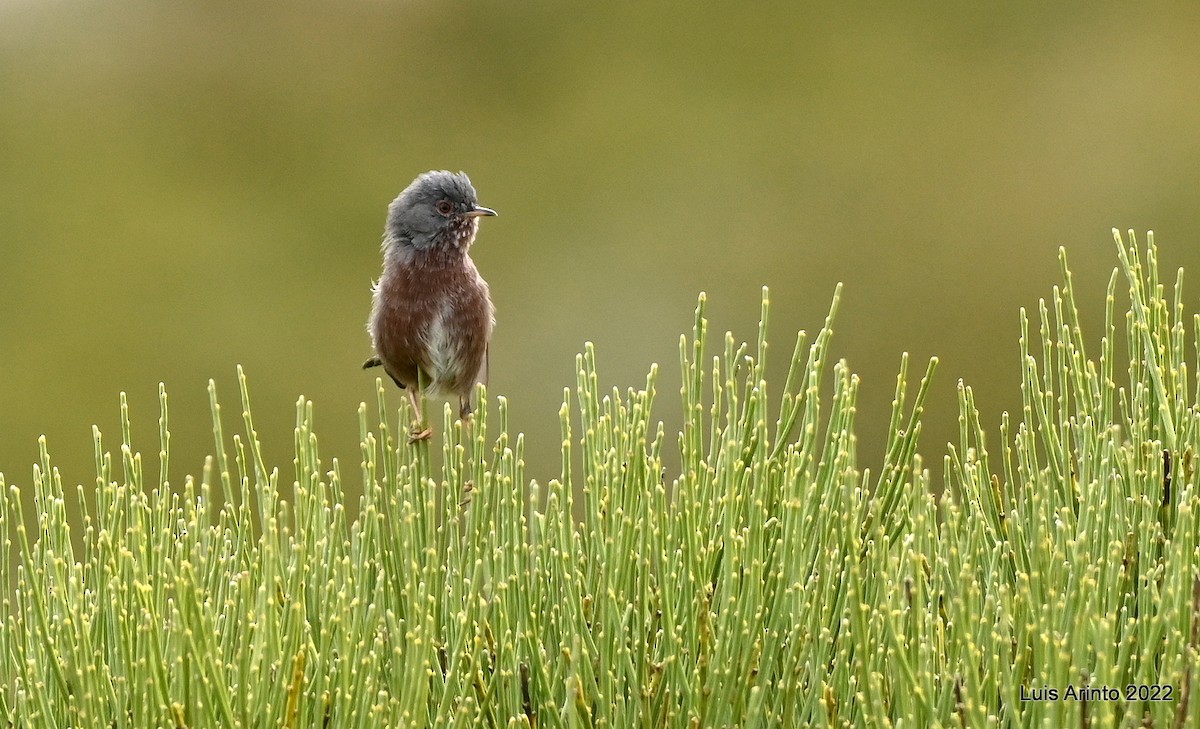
[408,425,434,443]
[362,356,382,370]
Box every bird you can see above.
[363,170,497,441]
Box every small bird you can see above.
[364,170,497,440]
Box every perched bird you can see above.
[364,170,497,440]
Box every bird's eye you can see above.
[435,200,455,216]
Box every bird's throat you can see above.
[447,216,480,251]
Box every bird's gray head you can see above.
[384,170,497,255]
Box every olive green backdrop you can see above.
[3,2,1200,497]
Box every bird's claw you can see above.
[408,426,434,443]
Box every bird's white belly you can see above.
[423,302,464,390]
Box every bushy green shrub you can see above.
[2,230,1196,728]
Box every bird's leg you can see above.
[408,385,432,442]
[458,395,479,437]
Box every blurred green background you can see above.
[3,2,1200,496]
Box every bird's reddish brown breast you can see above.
[369,252,492,395]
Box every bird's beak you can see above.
[464,205,498,218]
